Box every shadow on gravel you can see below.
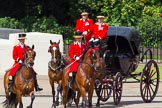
[89,100,162,108]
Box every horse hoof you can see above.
[51,103,56,108]
[67,102,72,107]
[55,101,59,106]
[60,101,63,105]
[7,106,12,108]
[96,103,100,107]
[26,106,32,108]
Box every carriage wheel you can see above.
[95,83,112,102]
[113,72,123,105]
[140,59,160,103]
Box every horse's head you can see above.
[86,47,105,71]
[24,45,36,67]
[48,40,61,64]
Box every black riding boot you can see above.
[68,76,73,88]
[34,78,43,92]
[6,80,13,92]
[32,69,43,92]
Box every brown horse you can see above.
[3,45,36,108]
[62,47,105,108]
[48,40,69,108]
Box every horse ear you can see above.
[58,40,60,44]
[32,45,34,49]
[50,40,53,45]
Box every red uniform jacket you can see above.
[92,22,108,40]
[9,43,27,76]
[75,18,94,42]
[68,41,85,73]
[13,44,26,63]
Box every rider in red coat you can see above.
[7,33,43,92]
[86,12,108,52]
[90,12,108,45]
[68,32,86,88]
[75,9,94,44]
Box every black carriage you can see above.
[95,26,160,106]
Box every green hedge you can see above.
[0,16,75,44]
[0,15,162,46]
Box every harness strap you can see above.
[48,61,63,72]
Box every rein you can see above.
[64,54,83,70]
[80,47,101,72]
[19,46,35,84]
[48,54,64,72]
[48,42,64,72]
[19,64,33,80]
[20,65,34,93]
[79,61,95,70]
[48,60,62,71]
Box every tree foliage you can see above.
[0,0,162,47]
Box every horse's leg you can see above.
[5,92,10,108]
[49,78,56,108]
[96,97,101,107]
[56,84,62,105]
[67,89,75,107]
[79,87,87,108]
[62,86,69,108]
[27,92,35,108]
[96,84,102,107]
[88,84,95,108]
[74,91,81,108]
[16,92,23,108]
[59,85,63,105]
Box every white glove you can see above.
[89,37,94,42]
[18,59,23,64]
[75,56,80,60]
[28,64,31,67]
[83,31,88,35]
[94,38,100,42]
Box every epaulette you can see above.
[80,18,91,21]
[95,22,99,25]
[95,22,107,25]
[15,44,20,46]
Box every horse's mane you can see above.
[80,47,90,62]
[25,45,33,51]
[81,46,99,62]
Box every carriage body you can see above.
[96,26,160,106]
[102,26,141,75]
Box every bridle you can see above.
[80,47,102,72]
[24,47,36,68]
[20,46,36,86]
[48,43,63,71]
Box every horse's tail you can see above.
[2,93,17,108]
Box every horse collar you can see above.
[48,61,62,72]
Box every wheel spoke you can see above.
[150,70,156,78]
[150,80,157,87]
[149,83,154,93]
[147,86,149,100]
[151,78,157,82]
[113,72,122,105]
[143,83,147,97]
[148,85,152,99]
[140,60,159,103]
